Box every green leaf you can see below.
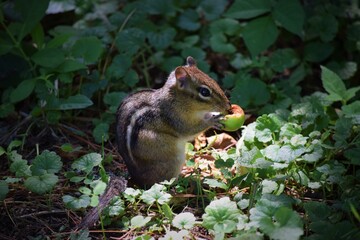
[47,34,72,48]
[14,0,49,41]
[92,180,107,195]
[202,197,241,234]
[58,94,93,110]
[32,48,65,68]
[344,148,360,165]
[140,183,172,205]
[238,146,271,169]
[0,103,15,118]
[204,178,228,190]
[210,33,236,54]
[303,202,331,222]
[90,195,99,207]
[231,76,270,108]
[242,16,279,57]
[147,28,176,50]
[107,197,125,216]
[71,37,103,64]
[130,215,152,229]
[7,140,23,152]
[307,13,338,42]
[345,86,360,102]
[124,69,139,88]
[10,159,31,177]
[173,212,196,230]
[177,9,200,31]
[181,47,206,61]
[92,122,109,143]
[106,55,132,79]
[10,79,37,103]
[24,173,58,194]
[304,42,333,63]
[266,207,303,240]
[30,150,62,176]
[79,187,92,195]
[124,187,142,204]
[256,114,283,132]
[199,0,227,21]
[115,28,145,57]
[56,59,87,72]
[321,66,347,102]
[63,194,91,209]
[272,0,304,36]
[210,18,241,36]
[103,91,127,113]
[31,23,44,48]
[71,153,102,174]
[342,101,360,124]
[269,48,300,72]
[225,0,271,19]
[0,180,9,201]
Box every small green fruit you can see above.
[220,104,245,132]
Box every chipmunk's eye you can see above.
[198,85,212,99]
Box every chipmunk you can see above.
[116,56,231,188]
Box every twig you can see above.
[18,209,66,219]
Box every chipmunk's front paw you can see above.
[204,112,225,129]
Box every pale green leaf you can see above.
[24,173,58,194]
[130,215,152,229]
[172,212,196,230]
[71,153,102,174]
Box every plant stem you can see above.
[1,22,36,75]
[100,9,136,80]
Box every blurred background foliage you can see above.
[0,0,359,142]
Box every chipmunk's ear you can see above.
[186,56,196,67]
[175,66,190,89]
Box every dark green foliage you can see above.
[0,0,359,239]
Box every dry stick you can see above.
[77,176,127,229]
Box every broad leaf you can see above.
[202,197,241,234]
[225,0,271,19]
[272,0,304,36]
[32,48,65,68]
[24,173,58,194]
[140,183,172,205]
[269,48,300,72]
[130,215,152,229]
[71,153,102,174]
[10,79,37,103]
[63,194,91,209]
[71,37,103,64]
[321,66,347,102]
[31,150,62,175]
[172,212,196,230]
[14,0,49,41]
[242,16,279,57]
[58,95,93,110]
